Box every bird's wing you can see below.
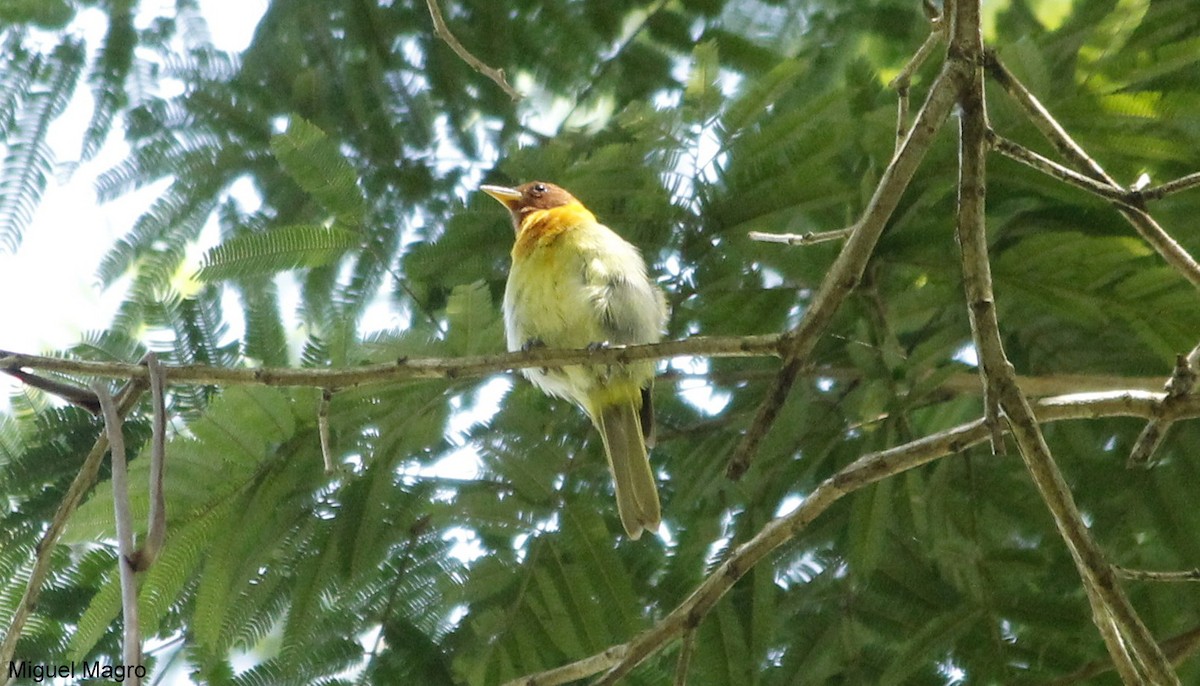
[580,230,666,346]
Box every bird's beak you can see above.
[480,184,522,209]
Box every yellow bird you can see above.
[481,181,668,539]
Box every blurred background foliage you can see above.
[2,0,1200,683]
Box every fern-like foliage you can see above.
[0,38,83,251]
[197,225,360,282]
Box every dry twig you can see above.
[1128,342,1200,467]
[95,383,143,681]
[984,52,1200,291]
[425,0,521,100]
[130,354,167,572]
[747,227,853,246]
[319,388,335,473]
[1115,567,1200,583]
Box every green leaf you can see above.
[196,224,359,281]
[270,116,366,225]
[444,280,504,355]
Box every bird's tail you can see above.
[595,400,661,539]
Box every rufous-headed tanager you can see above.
[481,181,668,540]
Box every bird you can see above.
[480,181,668,539]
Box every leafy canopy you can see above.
[2,0,1200,684]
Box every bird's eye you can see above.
[532,183,547,194]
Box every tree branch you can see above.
[888,12,944,152]
[0,335,783,391]
[1128,342,1199,467]
[747,227,853,246]
[131,354,167,572]
[984,52,1200,291]
[982,50,1117,186]
[501,390,1200,686]
[318,388,335,473]
[726,56,966,480]
[951,2,1176,679]
[424,0,521,100]
[1115,567,1200,583]
[1141,171,1200,202]
[1046,624,1200,686]
[987,132,1128,203]
[95,384,142,681]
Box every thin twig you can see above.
[1083,590,1142,684]
[888,15,944,151]
[132,354,167,572]
[674,630,696,686]
[1128,342,1199,467]
[987,132,1128,202]
[1140,171,1200,202]
[1113,203,1200,290]
[1115,567,1200,583]
[504,646,628,686]
[984,53,1200,290]
[726,57,967,480]
[424,0,520,100]
[319,388,335,473]
[1046,624,1200,686]
[0,366,101,414]
[0,380,146,672]
[747,227,854,246]
[502,390,1200,686]
[982,50,1117,186]
[95,383,143,681]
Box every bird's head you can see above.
[480,181,581,232]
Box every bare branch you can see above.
[984,53,1200,290]
[504,390,1200,686]
[888,14,944,151]
[950,2,1004,460]
[987,133,1128,202]
[1140,171,1200,202]
[1046,624,1200,686]
[425,0,521,100]
[1128,342,1199,467]
[674,630,695,686]
[132,354,167,572]
[0,366,101,414]
[95,383,143,680]
[952,2,1173,681]
[319,388,335,474]
[748,227,853,246]
[983,50,1117,186]
[727,57,966,480]
[0,335,785,391]
[1115,567,1200,583]
[503,646,627,686]
[1113,204,1200,290]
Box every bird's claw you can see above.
[521,338,546,352]
[586,341,610,351]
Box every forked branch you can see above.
[501,391,1200,686]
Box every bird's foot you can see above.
[521,338,546,352]
[586,340,610,351]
